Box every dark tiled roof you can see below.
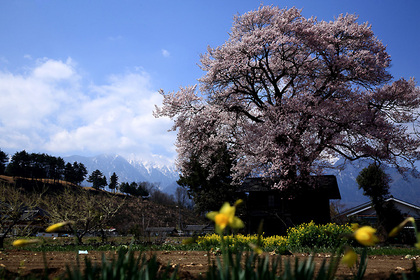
[145,227,176,232]
[184,224,214,231]
[238,175,341,199]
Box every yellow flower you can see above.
[351,223,359,231]
[206,200,244,234]
[389,217,415,237]
[341,247,357,268]
[354,226,379,246]
[12,239,40,247]
[46,221,71,233]
[249,243,263,255]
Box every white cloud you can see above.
[32,58,76,80]
[0,58,176,163]
[161,49,170,57]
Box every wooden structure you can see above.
[237,175,341,235]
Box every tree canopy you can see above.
[109,172,119,193]
[0,149,7,175]
[87,169,107,190]
[356,163,403,235]
[119,181,150,197]
[4,150,87,185]
[177,143,236,213]
[155,6,420,190]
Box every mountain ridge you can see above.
[63,154,180,194]
[64,154,420,210]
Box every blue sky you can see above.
[0,0,419,165]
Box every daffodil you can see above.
[389,217,415,237]
[206,200,244,234]
[353,226,379,246]
[46,221,71,233]
[12,239,40,247]
[351,223,359,231]
[341,247,357,268]
[416,233,420,249]
[249,243,263,255]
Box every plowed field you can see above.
[0,250,419,279]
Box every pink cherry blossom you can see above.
[155,6,420,189]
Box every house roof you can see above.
[145,227,176,232]
[337,197,420,219]
[238,175,341,199]
[184,224,214,231]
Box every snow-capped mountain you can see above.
[63,154,180,194]
[327,158,420,209]
[63,154,420,210]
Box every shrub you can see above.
[286,221,352,248]
[197,233,288,251]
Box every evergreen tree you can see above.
[119,181,149,197]
[177,144,236,214]
[64,162,88,185]
[6,150,31,178]
[119,182,130,194]
[73,162,88,185]
[87,169,107,190]
[0,149,8,175]
[109,172,118,193]
[45,155,65,183]
[356,163,404,236]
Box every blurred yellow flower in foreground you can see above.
[206,200,244,234]
[46,221,71,233]
[341,247,357,268]
[389,217,415,237]
[13,239,40,247]
[249,243,263,255]
[354,226,379,246]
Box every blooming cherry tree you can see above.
[155,6,420,190]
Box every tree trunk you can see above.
[76,234,83,244]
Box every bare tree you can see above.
[0,183,41,248]
[44,187,122,244]
[175,186,189,208]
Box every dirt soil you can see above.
[0,250,419,279]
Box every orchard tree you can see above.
[45,188,122,244]
[0,183,40,248]
[155,6,420,190]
